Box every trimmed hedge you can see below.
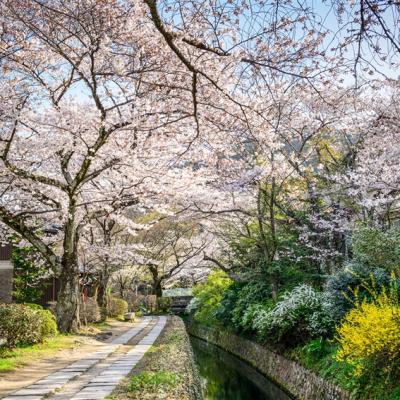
[108,297,128,318]
[0,303,58,350]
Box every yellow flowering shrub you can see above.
[335,275,400,381]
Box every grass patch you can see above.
[165,330,184,344]
[88,320,113,330]
[129,371,179,392]
[0,335,77,373]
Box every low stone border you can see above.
[187,322,352,400]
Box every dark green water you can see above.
[190,336,292,400]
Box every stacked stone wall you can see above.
[187,322,352,400]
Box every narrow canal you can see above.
[190,336,292,400]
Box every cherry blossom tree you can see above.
[0,0,338,331]
[129,216,209,297]
[329,80,400,229]
[1,0,399,333]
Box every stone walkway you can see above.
[1,316,167,400]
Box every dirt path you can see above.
[0,319,141,397]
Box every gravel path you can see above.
[1,316,167,400]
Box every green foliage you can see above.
[187,209,400,398]
[157,297,172,313]
[135,310,143,317]
[290,338,338,373]
[37,308,58,337]
[128,371,179,392]
[189,271,232,326]
[24,303,58,337]
[0,304,42,349]
[288,277,400,400]
[0,304,57,350]
[325,263,400,321]
[352,225,400,273]
[226,215,322,294]
[107,296,128,318]
[290,337,400,400]
[289,340,357,394]
[252,285,334,345]
[214,280,272,332]
[100,306,108,321]
[11,246,49,304]
[24,302,43,310]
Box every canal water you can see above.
[190,336,292,400]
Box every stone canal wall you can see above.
[187,322,352,400]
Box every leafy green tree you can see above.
[212,182,324,302]
[352,225,400,273]
[189,271,232,326]
[12,246,49,304]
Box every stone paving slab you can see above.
[6,389,50,396]
[2,397,43,400]
[0,318,152,400]
[69,316,167,400]
[69,388,115,400]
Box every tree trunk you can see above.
[149,264,163,297]
[56,196,80,333]
[271,277,279,302]
[56,259,80,333]
[154,280,163,297]
[97,270,110,308]
[96,266,110,321]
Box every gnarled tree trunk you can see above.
[56,199,80,333]
[57,266,80,332]
[153,280,163,297]
[97,269,110,308]
[149,264,163,297]
[96,268,110,321]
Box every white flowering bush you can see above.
[252,285,334,344]
[240,303,265,331]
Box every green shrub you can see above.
[38,309,58,337]
[24,303,43,310]
[0,304,44,349]
[24,303,57,337]
[325,263,400,321]
[352,225,400,273]
[290,337,400,400]
[157,297,172,313]
[252,285,334,345]
[189,271,232,326]
[107,297,128,318]
[214,280,271,332]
